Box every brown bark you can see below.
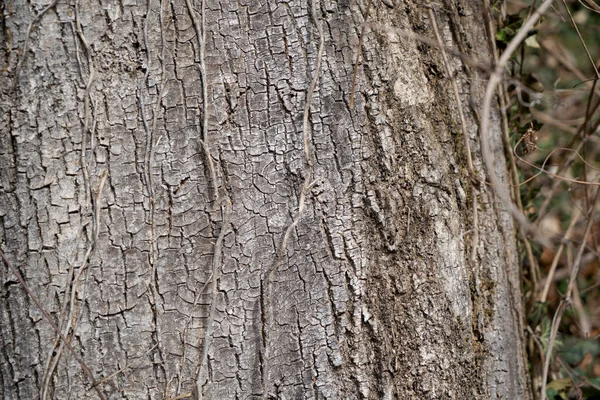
[0,0,530,398]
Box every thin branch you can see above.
[185,0,218,202]
[74,0,96,204]
[428,7,480,263]
[535,82,600,221]
[13,0,60,86]
[540,185,600,400]
[41,5,102,392]
[579,0,600,14]
[0,250,105,400]
[483,0,541,284]
[513,138,600,187]
[480,0,556,247]
[349,0,372,108]
[539,207,581,303]
[262,0,325,395]
[195,204,231,399]
[92,343,158,388]
[559,0,600,79]
[139,0,168,383]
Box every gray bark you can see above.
[0,0,530,399]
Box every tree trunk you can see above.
[0,0,530,398]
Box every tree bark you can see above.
[0,0,530,399]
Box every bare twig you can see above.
[139,0,169,384]
[540,299,568,400]
[527,324,548,366]
[41,4,102,392]
[540,38,600,98]
[570,274,591,336]
[13,0,60,85]
[530,108,579,135]
[539,207,581,303]
[579,0,600,14]
[195,203,230,399]
[350,0,372,108]
[480,0,556,247]
[535,84,600,221]
[540,185,600,400]
[513,138,600,187]
[557,354,600,392]
[276,0,325,262]
[44,172,107,398]
[482,0,541,284]
[559,0,600,79]
[185,0,218,202]
[0,250,105,399]
[92,343,158,388]
[41,221,88,400]
[428,7,480,263]
[74,0,96,207]
[262,0,325,395]
[178,269,212,394]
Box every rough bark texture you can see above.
[0,0,530,399]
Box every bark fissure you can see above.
[1,0,530,398]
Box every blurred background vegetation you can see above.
[499,0,600,398]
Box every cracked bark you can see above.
[0,0,531,399]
